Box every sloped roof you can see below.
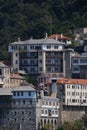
[57,78,87,85]
[10,73,25,79]
[12,85,36,91]
[10,38,65,45]
[0,61,8,67]
[49,34,71,40]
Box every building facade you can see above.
[36,95,60,130]
[57,78,87,123]
[0,86,36,130]
[9,37,74,79]
[0,62,10,88]
[72,39,87,79]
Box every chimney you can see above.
[56,34,58,41]
[61,33,63,38]
[51,78,57,94]
[45,33,48,39]
[18,37,21,41]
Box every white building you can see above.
[8,37,74,79]
[36,94,60,130]
[57,78,87,123]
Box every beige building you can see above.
[57,78,87,123]
[0,61,10,88]
[0,61,26,88]
[10,73,25,88]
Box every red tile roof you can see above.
[57,78,87,85]
[2,60,11,66]
[49,34,71,40]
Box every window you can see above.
[42,101,44,105]
[14,111,16,115]
[49,101,51,105]
[30,99,32,105]
[53,102,55,106]
[21,92,23,96]
[72,99,75,102]
[30,45,34,49]
[39,59,42,63]
[23,100,25,104]
[73,67,79,71]
[48,109,51,116]
[80,58,87,63]
[22,111,24,115]
[39,67,42,71]
[41,110,44,114]
[0,69,2,75]
[72,92,75,96]
[47,45,51,49]
[29,118,31,122]
[17,92,19,96]
[15,53,18,57]
[28,92,31,96]
[22,118,24,121]
[54,45,58,49]
[15,60,18,64]
[46,101,48,105]
[24,45,27,50]
[73,59,78,63]
[15,118,17,121]
[45,110,47,114]
[29,111,31,115]
[13,92,16,96]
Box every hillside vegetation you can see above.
[0,0,87,60]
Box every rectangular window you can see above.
[47,45,51,49]
[15,53,18,57]
[30,45,34,49]
[17,92,19,96]
[15,60,18,64]
[41,110,44,114]
[21,92,23,96]
[28,92,31,96]
[14,92,16,96]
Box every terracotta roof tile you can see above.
[48,34,71,40]
[57,78,87,85]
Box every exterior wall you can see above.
[36,97,60,130]
[64,49,74,78]
[1,88,36,130]
[62,110,85,124]
[10,78,25,88]
[0,66,10,88]
[8,39,66,77]
[11,50,19,71]
[72,55,87,78]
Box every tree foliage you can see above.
[0,0,87,59]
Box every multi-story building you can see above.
[0,61,26,88]
[0,86,36,130]
[57,78,87,123]
[72,54,87,78]
[36,77,61,130]
[8,37,74,79]
[0,61,10,88]
[36,93,60,130]
[72,39,87,79]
